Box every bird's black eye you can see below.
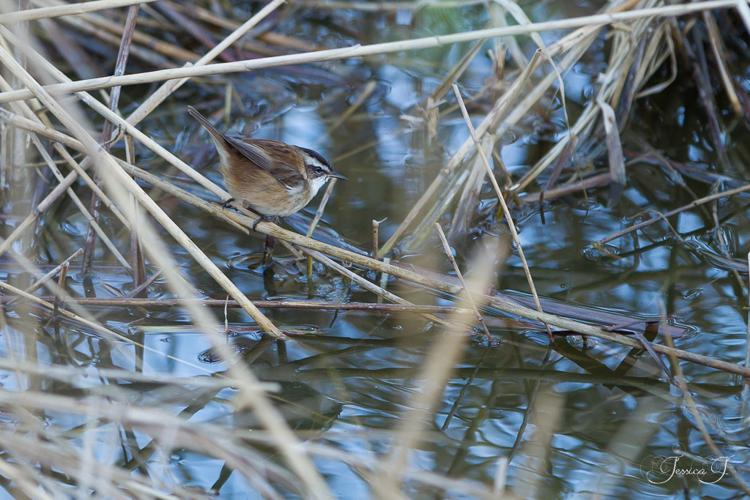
[313,166,325,175]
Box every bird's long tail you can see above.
[187,106,226,146]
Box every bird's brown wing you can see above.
[224,136,304,190]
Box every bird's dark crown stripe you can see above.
[299,147,331,171]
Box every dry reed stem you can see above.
[46,1,201,63]
[661,318,750,495]
[0,24,225,199]
[0,74,130,229]
[435,223,493,338]
[305,178,338,280]
[380,50,543,256]
[20,248,83,295]
[0,0,155,24]
[508,0,667,197]
[0,0,743,103]
[737,0,750,32]
[0,165,79,258]
[43,9,173,68]
[0,33,280,334]
[0,356,274,390]
[703,11,741,114]
[0,236,244,381]
[452,83,550,334]
[302,247,448,326]
[329,80,377,131]
[0,392,287,497]
[7,116,745,377]
[0,41,331,497]
[392,0,621,248]
[28,134,131,269]
[448,134,492,239]
[81,1,140,274]
[506,36,599,193]
[17,296,470,314]
[597,182,750,245]
[378,237,501,496]
[307,179,337,238]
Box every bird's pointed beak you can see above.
[329,172,348,181]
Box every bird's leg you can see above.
[220,197,236,209]
[251,214,273,232]
[261,216,281,266]
[262,234,276,267]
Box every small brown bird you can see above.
[188,106,345,223]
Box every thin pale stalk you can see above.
[378,237,500,496]
[22,248,82,295]
[597,182,750,245]
[0,0,155,23]
[29,134,131,269]
[123,0,286,128]
[434,223,492,338]
[452,83,550,334]
[12,296,467,314]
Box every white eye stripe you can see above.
[302,153,330,172]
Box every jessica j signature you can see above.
[641,455,730,485]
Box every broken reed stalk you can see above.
[0,0,745,104]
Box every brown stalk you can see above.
[81,3,139,276]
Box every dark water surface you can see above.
[2,0,750,497]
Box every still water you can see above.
[1,0,749,497]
